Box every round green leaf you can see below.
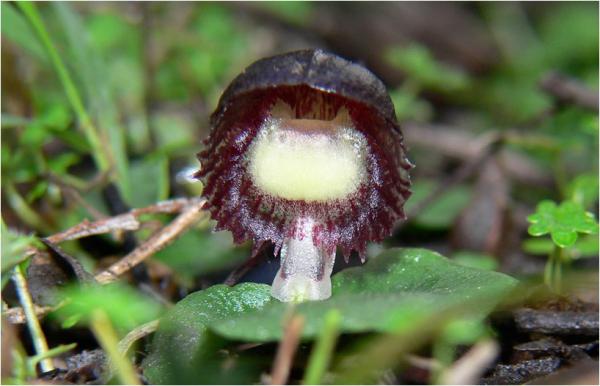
[550,230,578,248]
[143,248,517,383]
[528,222,549,236]
[527,199,599,248]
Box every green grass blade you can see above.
[51,2,131,201]
[17,1,112,175]
[303,309,342,385]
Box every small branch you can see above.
[12,265,54,373]
[4,304,55,325]
[118,319,159,356]
[271,314,305,385]
[540,71,599,112]
[95,198,207,284]
[7,197,206,324]
[17,197,204,261]
[440,339,499,385]
[46,214,140,245]
[403,123,553,186]
[406,354,442,372]
[130,197,202,217]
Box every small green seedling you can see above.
[527,200,599,292]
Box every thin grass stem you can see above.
[90,309,140,385]
[17,1,112,174]
[4,181,51,234]
[12,265,54,373]
[303,309,342,385]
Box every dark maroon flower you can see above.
[196,49,411,301]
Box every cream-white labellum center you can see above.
[248,113,367,202]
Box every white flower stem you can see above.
[271,217,335,302]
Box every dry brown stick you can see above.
[46,214,140,245]
[540,71,599,112]
[403,123,553,186]
[4,304,56,325]
[270,314,305,385]
[7,197,205,324]
[406,354,442,372]
[130,197,200,216]
[440,339,499,385]
[95,198,207,284]
[24,197,203,250]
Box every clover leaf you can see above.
[527,200,599,248]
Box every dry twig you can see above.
[440,339,499,385]
[540,71,599,112]
[403,123,553,186]
[270,314,305,385]
[20,197,204,259]
[95,198,207,284]
[46,214,140,245]
[6,197,206,323]
[406,354,442,372]
[4,304,56,325]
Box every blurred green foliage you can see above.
[386,43,469,122]
[1,222,41,288]
[153,227,249,287]
[479,2,598,123]
[452,251,499,271]
[523,235,598,260]
[404,180,472,229]
[259,2,313,26]
[156,4,250,103]
[2,1,255,283]
[53,283,164,334]
[5,343,77,385]
[386,44,470,93]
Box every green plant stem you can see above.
[303,309,342,385]
[431,339,454,384]
[17,1,112,175]
[27,343,77,376]
[12,265,54,373]
[545,245,564,293]
[90,309,140,385]
[118,319,159,356]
